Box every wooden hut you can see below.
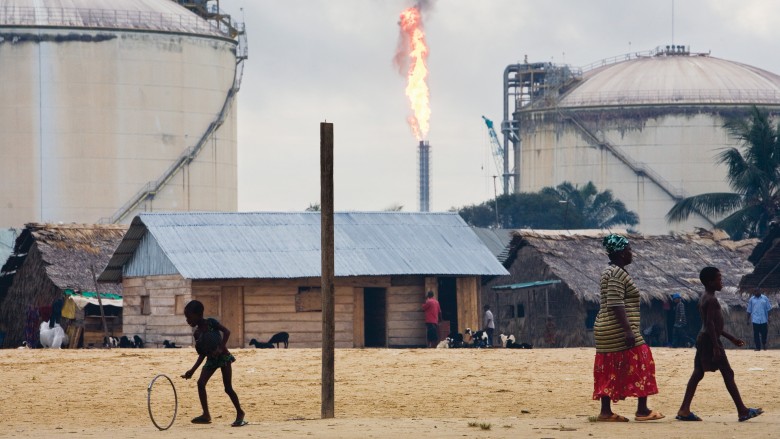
[479,228,757,348]
[98,212,508,348]
[738,224,780,348]
[0,223,127,348]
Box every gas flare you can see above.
[395,5,430,141]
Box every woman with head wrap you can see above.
[592,233,664,422]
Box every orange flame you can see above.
[397,6,430,141]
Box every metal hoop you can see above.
[147,374,178,431]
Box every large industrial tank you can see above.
[0,0,245,227]
[507,46,780,234]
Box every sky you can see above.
[226,0,780,213]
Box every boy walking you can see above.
[181,300,247,427]
[675,267,763,422]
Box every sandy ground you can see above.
[1,346,778,438]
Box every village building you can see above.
[0,223,127,348]
[98,212,508,348]
[478,228,758,348]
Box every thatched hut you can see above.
[0,223,127,348]
[98,212,508,348]
[738,224,780,348]
[480,229,757,348]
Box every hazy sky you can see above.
[227,0,780,213]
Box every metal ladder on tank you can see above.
[100,22,248,225]
[555,107,715,226]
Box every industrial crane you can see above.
[482,116,504,176]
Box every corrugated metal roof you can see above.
[492,280,562,290]
[0,0,229,37]
[99,212,509,281]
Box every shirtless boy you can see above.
[676,267,763,422]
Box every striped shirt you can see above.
[594,265,645,353]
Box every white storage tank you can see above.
[509,46,780,234]
[0,0,244,227]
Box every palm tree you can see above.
[666,106,780,239]
[541,181,639,229]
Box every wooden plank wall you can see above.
[457,277,480,333]
[123,275,193,347]
[241,282,356,348]
[386,285,426,347]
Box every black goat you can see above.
[249,338,274,349]
[119,336,134,348]
[267,331,289,348]
[133,335,145,348]
[163,340,182,348]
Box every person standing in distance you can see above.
[483,304,495,347]
[422,291,442,348]
[747,290,772,351]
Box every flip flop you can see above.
[635,411,665,421]
[738,408,763,422]
[191,416,212,424]
[596,413,629,422]
[231,419,249,427]
[675,412,702,421]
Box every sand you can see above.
[2,346,778,438]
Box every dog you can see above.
[267,331,289,348]
[436,338,451,349]
[249,338,275,349]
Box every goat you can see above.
[249,338,274,349]
[103,336,119,348]
[464,328,488,348]
[267,331,290,348]
[119,336,134,348]
[447,332,466,348]
[163,340,182,348]
[503,334,533,349]
[17,341,29,349]
[133,335,145,348]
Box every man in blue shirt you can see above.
[747,291,772,351]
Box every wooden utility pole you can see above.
[90,265,111,347]
[320,122,335,418]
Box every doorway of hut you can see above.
[364,287,387,347]
[438,277,458,337]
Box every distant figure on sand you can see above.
[672,293,691,348]
[422,291,442,348]
[483,304,494,347]
[676,267,763,422]
[181,300,247,427]
[592,233,663,422]
[747,290,771,351]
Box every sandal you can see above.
[191,416,212,424]
[231,419,249,427]
[738,408,763,422]
[635,411,665,421]
[675,412,702,421]
[595,413,629,422]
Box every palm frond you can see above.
[666,193,743,223]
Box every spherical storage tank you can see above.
[510,46,780,234]
[0,0,245,227]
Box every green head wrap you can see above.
[602,233,629,254]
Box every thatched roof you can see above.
[505,228,758,307]
[741,223,780,291]
[0,223,128,296]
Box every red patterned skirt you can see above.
[592,344,658,402]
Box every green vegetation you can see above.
[457,181,638,230]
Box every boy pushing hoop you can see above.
[181,300,247,427]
